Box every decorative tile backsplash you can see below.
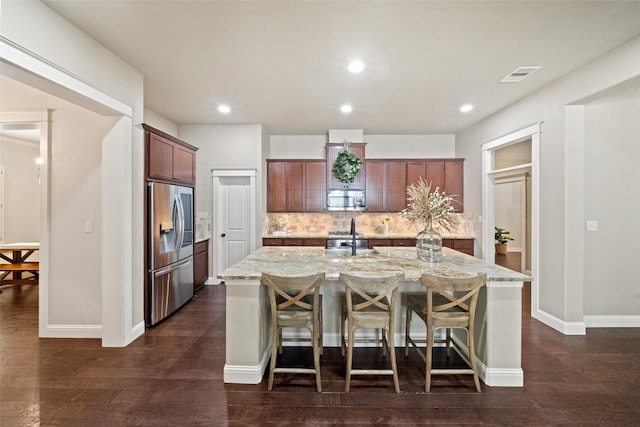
[264,212,474,237]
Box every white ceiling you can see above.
[40,0,640,135]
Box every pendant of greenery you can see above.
[332,150,362,184]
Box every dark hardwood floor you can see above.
[2,256,640,426]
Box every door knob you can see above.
[221,233,226,237]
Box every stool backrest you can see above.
[261,272,325,311]
[420,273,487,314]
[340,273,405,312]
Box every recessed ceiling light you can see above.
[340,104,353,113]
[348,60,364,73]
[459,104,474,113]
[218,105,231,114]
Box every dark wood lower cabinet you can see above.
[194,239,209,291]
[368,238,415,248]
[262,238,327,247]
[443,238,474,256]
[368,238,474,256]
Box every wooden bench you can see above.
[0,262,39,286]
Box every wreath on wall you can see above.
[332,149,362,184]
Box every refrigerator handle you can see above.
[153,257,192,277]
[174,192,185,251]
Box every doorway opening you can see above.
[482,123,540,320]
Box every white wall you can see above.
[143,108,178,136]
[270,134,455,159]
[583,77,640,316]
[178,124,267,274]
[0,136,40,243]
[456,35,640,328]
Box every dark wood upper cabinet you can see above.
[444,160,464,211]
[286,162,305,212]
[326,143,366,190]
[387,161,408,212]
[267,160,327,212]
[406,159,464,212]
[304,160,327,212]
[143,124,197,186]
[267,161,287,212]
[365,160,407,213]
[365,161,387,212]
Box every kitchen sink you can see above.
[324,248,378,256]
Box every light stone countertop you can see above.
[219,246,532,283]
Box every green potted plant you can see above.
[494,227,513,255]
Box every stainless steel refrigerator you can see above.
[148,182,194,325]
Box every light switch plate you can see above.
[84,221,93,233]
[586,220,598,232]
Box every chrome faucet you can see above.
[350,217,357,256]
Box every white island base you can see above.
[219,246,531,388]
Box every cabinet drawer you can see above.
[392,239,415,247]
[303,238,327,247]
[263,238,284,246]
[453,239,474,250]
[194,240,209,254]
[368,239,392,249]
[283,239,304,246]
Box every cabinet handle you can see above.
[221,233,226,238]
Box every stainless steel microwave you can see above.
[327,190,366,211]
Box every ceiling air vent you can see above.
[499,66,541,83]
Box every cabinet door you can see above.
[387,161,408,211]
[365,161,387,212]
[445,160,464,212]
[267,161,287,212]
[286,162,304,212]
[304,161,326,212]
[174,144,195,185]
[327,143,366,190]
[148,134,175,181]
[194,247,208,290]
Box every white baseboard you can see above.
[482,366,524,387]
[125,320,145,345]
[44,324,102,339]
[535,310,586,335]
[223,363,265,384]
[449,334,523,387]
[205,277,220,285]
[224,335,272,384]
[584,315,640,328]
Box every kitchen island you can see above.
[219,246,531,387]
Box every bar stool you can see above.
[405,272,486,392]
[340,272,404,393]
[261,272,324,392]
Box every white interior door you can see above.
[212,170,256,284]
